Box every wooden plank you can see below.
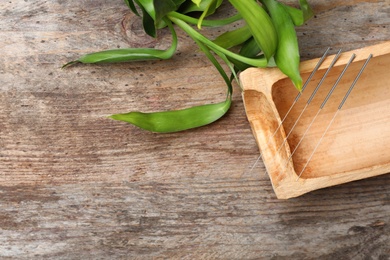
[0,0,389,258]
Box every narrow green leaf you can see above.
[168,13,268,68]
[197,0,220,29]
[141,6,157,37]
[154,1,176,22]
[280,5,304,26]
[261,0,302,90]
[136,0,156,20]
[167,11,242,27]
[230,37,261,72]
[279,0,314,26]
[134,0,157,37]
[214,48,239,86]
[239,37,261,58]
[228,0,277,61]
[135,0,186,36]
[110,24,233,133]
[212,25,251,50]
[172,0,187,6]
[180,0,222,14]
[109,99,231,133]
[191,0,202,6]
[194,36,233,96]
[124,0,140,16]
[299,0,314,22]
[137,0,186,23]
[62,18,177,67]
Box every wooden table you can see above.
[1,1,389,258]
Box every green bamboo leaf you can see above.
[191,0,202,6]
[137,0,186,22]
[154,1,176,22]
[110,27,233,133]
[168,13,268,68]
[154,0,186,23]
[197,0,221,29]
[299,0,314,22]
[230,37,262,72]
[214,48,239,86]
[212,25,251,50]
[280,5,303,26]
[135,0,155,19]
[132,0,157,37]
[135,0,185,36]
[124,0,140,16]
[228,0,277,61]
[141,5,157,37]
[180,0,222,14]
[240,37,261,58]
[279,0,314,26]
[62,18,177,67]
[109,99,231,133]
[236,37,276,68]
[194,36,233,96]
[167,11,242,27]
[261,0,302,90]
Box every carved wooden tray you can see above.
[240,42,390,199]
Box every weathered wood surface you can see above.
[0,0,389,259]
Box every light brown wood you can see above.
[241,42,390,199]
[1,0,390,258]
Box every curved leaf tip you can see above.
[109,99,231,133]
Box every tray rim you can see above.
[240,41,390,199]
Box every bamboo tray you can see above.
[240,41,390,199]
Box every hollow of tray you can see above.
[241,43,390,199]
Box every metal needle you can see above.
[296,54,373,181]
[275,49,342,156]
[246,47,332,175]
[283,54,356,170]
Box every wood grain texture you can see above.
[0,0,389,258]
[241,43,390,199]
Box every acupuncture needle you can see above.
[274,49,343,157]
[246,47,331,175]
[296,54,373,181]
[282,53,356,171]
[271,47,332,140]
